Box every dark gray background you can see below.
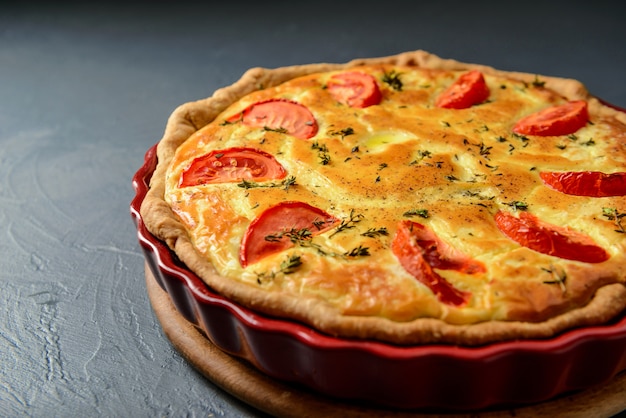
[1,1,625,416]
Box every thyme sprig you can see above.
[265,227,313,244]
[505,201,528,211]
[344,245,370,257]
[329,209,364,238]
[361,227,389,238]
[237,175,296,190]
[328,127,355,140]
[263,126,288,134]
[403,209,429,218]
[541,264,567,293]
[264,226,370,260]
[256,254,303,284]
[464,139,492,159]
[566,133,596,146]
[531,75,546,88]
[602,207,626,233]
[409,150,433,166]
[311,141,331,165]
[382,69,403,91]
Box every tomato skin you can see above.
[494,211,609,263]
[227,98,318,140]
[326,71,382,108]
[540,171,626,197]
[513,100,588,136]
[240,201,339,267]
[391,220,481,306]
[179,147,286,187]
[435,70,490,109]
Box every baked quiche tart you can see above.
[141,50,626,345]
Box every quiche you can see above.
[141,50,626,345]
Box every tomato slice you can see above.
[513,100,588,136]
[435,70,490,109]
[494,210,609,263]
[179,147,286,187]
[326,71,382,108]
[540,171,626,197]
[240,201,339,267]
[392,220,482,306]
[226,98,318,140]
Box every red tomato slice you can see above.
[240,201,339,267]
[392,220,481,306]
[540,171,626,197]
[513,100,588,136]
[494,210,609,263]
[326,71,382,108]
[226,99,318,140]
[435,70,490,109]
[179,147,286,187]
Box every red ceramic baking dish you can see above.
[131,132,626,411]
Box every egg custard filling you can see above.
[142,51,626,345]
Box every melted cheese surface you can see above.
[165,65,626,325]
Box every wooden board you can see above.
[145,266,626,418]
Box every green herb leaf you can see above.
[263,126,288,134]
[532,75,546,88]
[237,175,297,190]
[382,70,403,91]
[344,245,370,258]
[602,207,626,233]
[409,150,432,166]
[403,209,429,218]
[256,254,303,283]
[506,201,528,211]
[541,264,567,293]
[361,227,389,238]
[279,254,303,274]
[329,127,355,140]
[312,141,331,165]
[329,209,364,238]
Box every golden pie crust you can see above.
[141,50,626,345]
